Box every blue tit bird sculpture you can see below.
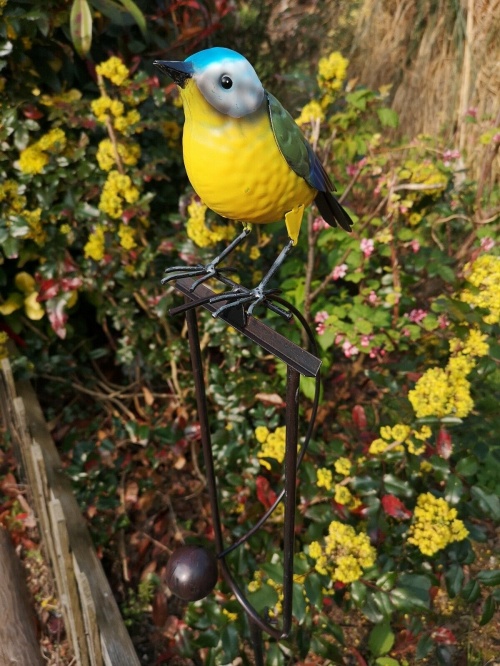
[154,47,353,317]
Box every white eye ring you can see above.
[220,74,233,89]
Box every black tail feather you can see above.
[314,191,353,232]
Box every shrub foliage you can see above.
[0,2,499,665]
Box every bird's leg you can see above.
[189,224,252,290]
[210,205,305,319]
[161,224,252,288]
[211,239,294,318]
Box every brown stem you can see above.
[97,73,125,174]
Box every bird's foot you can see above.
[209,286,284,319]
[161,263,237,290]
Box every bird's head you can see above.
[154,47,265,119]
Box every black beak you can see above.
[153,60,194,88]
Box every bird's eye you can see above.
[220,75,233,89]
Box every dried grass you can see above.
[348,0,500,183]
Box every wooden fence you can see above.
[0,357,140,666]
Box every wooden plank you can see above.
[73,559,102,666]
[49,496,89,665]
[14,377,141,666]
[0,527,44,666]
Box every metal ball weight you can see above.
[166,545,218,601]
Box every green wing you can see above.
[266,91,353,232]
[266,91,333,192]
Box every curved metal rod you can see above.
[218,297,320,558]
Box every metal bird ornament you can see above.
[154,47,353,318]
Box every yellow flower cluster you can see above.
[23,208,46,246]
[398,160,448,199]
[161,120,182,148]
[460,254,500,325]
[407,492,468,556]
[186,200,234,248]
[114,109,141,134]
[316,459,358,507]
[317,467,333,490]
[409,354,475,420]
[98,170,140,219]
[96,56,129,87]
[0,179,26,212]
[222,609,238,622]
[37,128,67,151]
[255,425,286,470]
[369,424,431,456]
[84,224,106,261]
[334,484,360,509]
[449,327,490,358]
[40,88,82,107]
[309,521,376,584]
[296,100,325,127]
[409,317,491,421]
[334,457,352,476]
[91,95,125,123]
[96,138,141,171]
[118,223,137,251]
[18,128,66,175]
[317,51,349,92]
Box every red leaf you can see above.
[431,627,457,645]
[255,476,277,510]
[348,646,368,666]
[436,427,452,459]
[381,494,412,519]
[352,405,367,431]
[22,104,44,120]
[37,278,60,301]
[152,590,169,627]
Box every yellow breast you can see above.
[180,80,315,224]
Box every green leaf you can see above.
[471,486,500,520]
[304,573,323,608]
[444,563,464,598]
[350,580,367,606]
[377,107,399,128]
[70,0,93,57]
[117,0,147,37]
[292,582,307,624]
[220,624,239,661]
[391,574,431,611]
[444,475,463,505]
[300,375,318,401]
[376,658,401,666]
[247,583,278,612]
[196,629,219,648]
[346,89,372,110]
[455,456,479,477]
[368,621,395,657]
[266,642,285,666]
[383,474,413,498]
[477,570,500,586]
[416,634,433,660]
[310,635,344,660]
[461,579,481,603]
[480,594,496,625]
